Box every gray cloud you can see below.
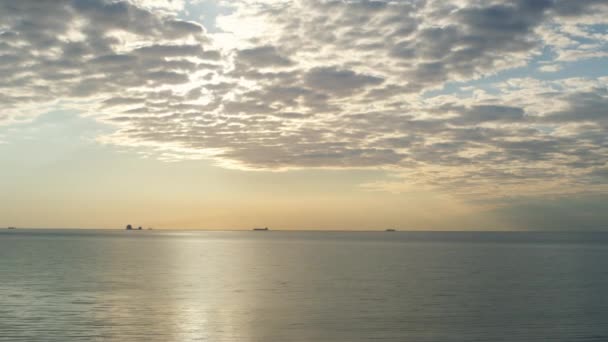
[543,89,608,125]
[134,44,205,58]
[237,45,293,67]
[304,67,384,96]
[1,0,607,201]
[451,105,526,125]
[0,0,218,112]
[495,194,608,230]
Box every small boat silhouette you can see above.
[253,227,269,231]
[385,228,396,232]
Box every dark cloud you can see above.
[102,97,144,107]
[495,194,608,230]
[134,44,205,58]
[237,45,293,67]
[304,67,384,96]
[451,105,526,125]
[590,168,608,180]
[543,90,608,125]
[552,0,608,17]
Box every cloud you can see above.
[304,67,384,96]
[237,45,293,67]
[450,105,526,125]
[543,89,608,125]
[494,194,608,230]
[1,0,608,200]
[0,0,219,118]
[538,64,562,72]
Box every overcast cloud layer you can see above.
[1,0,608,199]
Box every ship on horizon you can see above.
[125,224,143,230]
[253,227,269,231]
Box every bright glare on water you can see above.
[1,230,608,341]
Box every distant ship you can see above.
[253,227,269,231]
[385,228,396,232]
[126,224,133,230]
[7,227,16,230]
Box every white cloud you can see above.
[538,64,562,72]
[1,0,607,200]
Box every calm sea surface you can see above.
[1,230,608,341]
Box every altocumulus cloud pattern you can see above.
[1,0,608,198]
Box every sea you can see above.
[1,229,608,341]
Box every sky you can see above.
[1,0,607,230]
